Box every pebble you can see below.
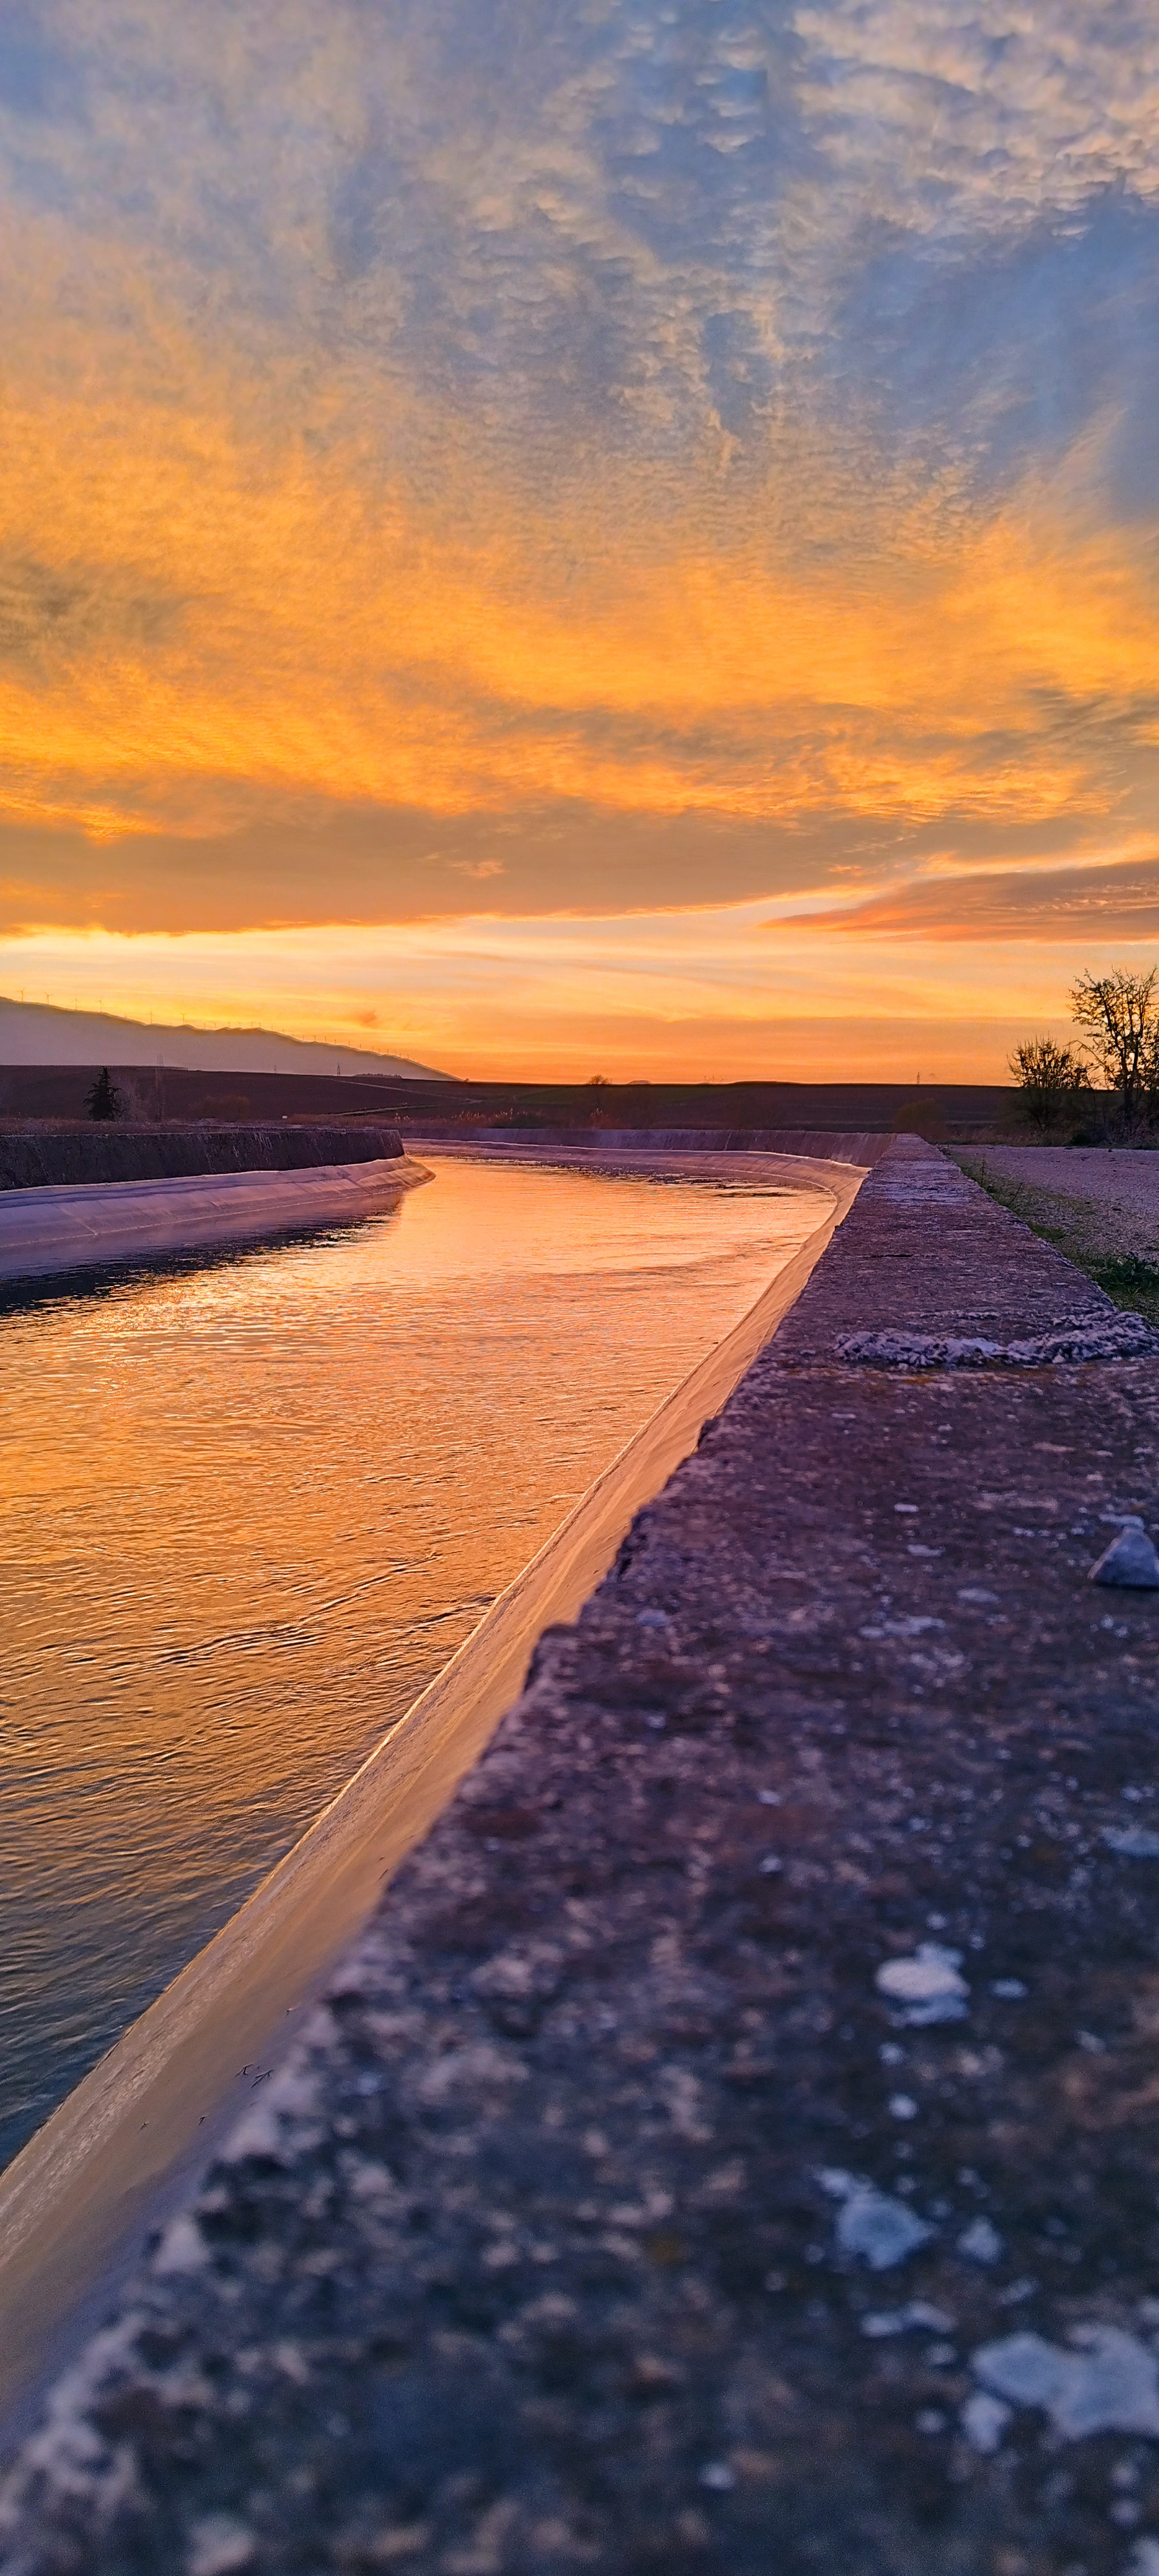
[876,1944,969,2024]
[818,2170,934,2269]
[1103,1826,1159,1859]
[961,2391,1012,2455]
[972,2329,1159,2441]
[959,2217,1003,2264]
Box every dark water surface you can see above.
[0,1156,827,2165]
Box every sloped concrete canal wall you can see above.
[7,1141,1159,2571]
[0,1143,422,1282]
[409,1122,892,1162]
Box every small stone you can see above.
[876,1945,969,2025]
[186,2520,256,2576]
[1103,1826,1159,1859]
[997,2277,1037,2306]
[153,2215,209,2277]
[961,2391,1012,2454]
[973,2328,1159,2439]
[959,2217,1003,2264]
[860,2300,954,2337]
[818,2169,934,2269]
[990,1979,1028,1999]
[699,2463,735,2492]
[1091,1520,1159,1590]
[889,2094,919,2120]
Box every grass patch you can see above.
[1086,1253,1159,1323]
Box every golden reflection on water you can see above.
[0,1158,827,2163]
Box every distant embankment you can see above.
[0,1123,404,1192]
[410,1123,892,1163]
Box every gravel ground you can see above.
[6,1142,1159,2573]
[954,1150,1159,1266]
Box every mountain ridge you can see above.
[0,995,449,1080]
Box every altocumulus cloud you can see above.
[0,0,1157,1074]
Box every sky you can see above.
[1,1,1158,1081]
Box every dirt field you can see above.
[954,1143,1159,1274]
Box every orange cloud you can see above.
[780,851,1159,942]
[1,242,1156,868]
[2,900,1142,1084]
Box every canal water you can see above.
[0,1155,829,2166]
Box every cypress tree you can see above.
[85,1067,123,1122]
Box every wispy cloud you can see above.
[1,888,1151,1079]
[781,847,1159,940]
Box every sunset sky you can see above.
[2,0,1158,1078]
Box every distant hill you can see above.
[0,1061,1013,1136]
[0,996,450,1081]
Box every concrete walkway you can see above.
[6,1141,1159,2573]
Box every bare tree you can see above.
[1008,1036,1088,1135]
[1070,968,1159,1131]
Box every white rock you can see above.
[151,2216,209,2278]
[1104,1826,1159,1859]
[961,2391,1012,2454]
[1091,1520,1159,1590]
[876,1944,969,2025]
[838,2186,933,2270]
[973,2328,1159,2440]
[819,2167,932,2269]
[862,2300,954,2338]
[958,2217,1003,2264]
[186,2518,256,2576]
